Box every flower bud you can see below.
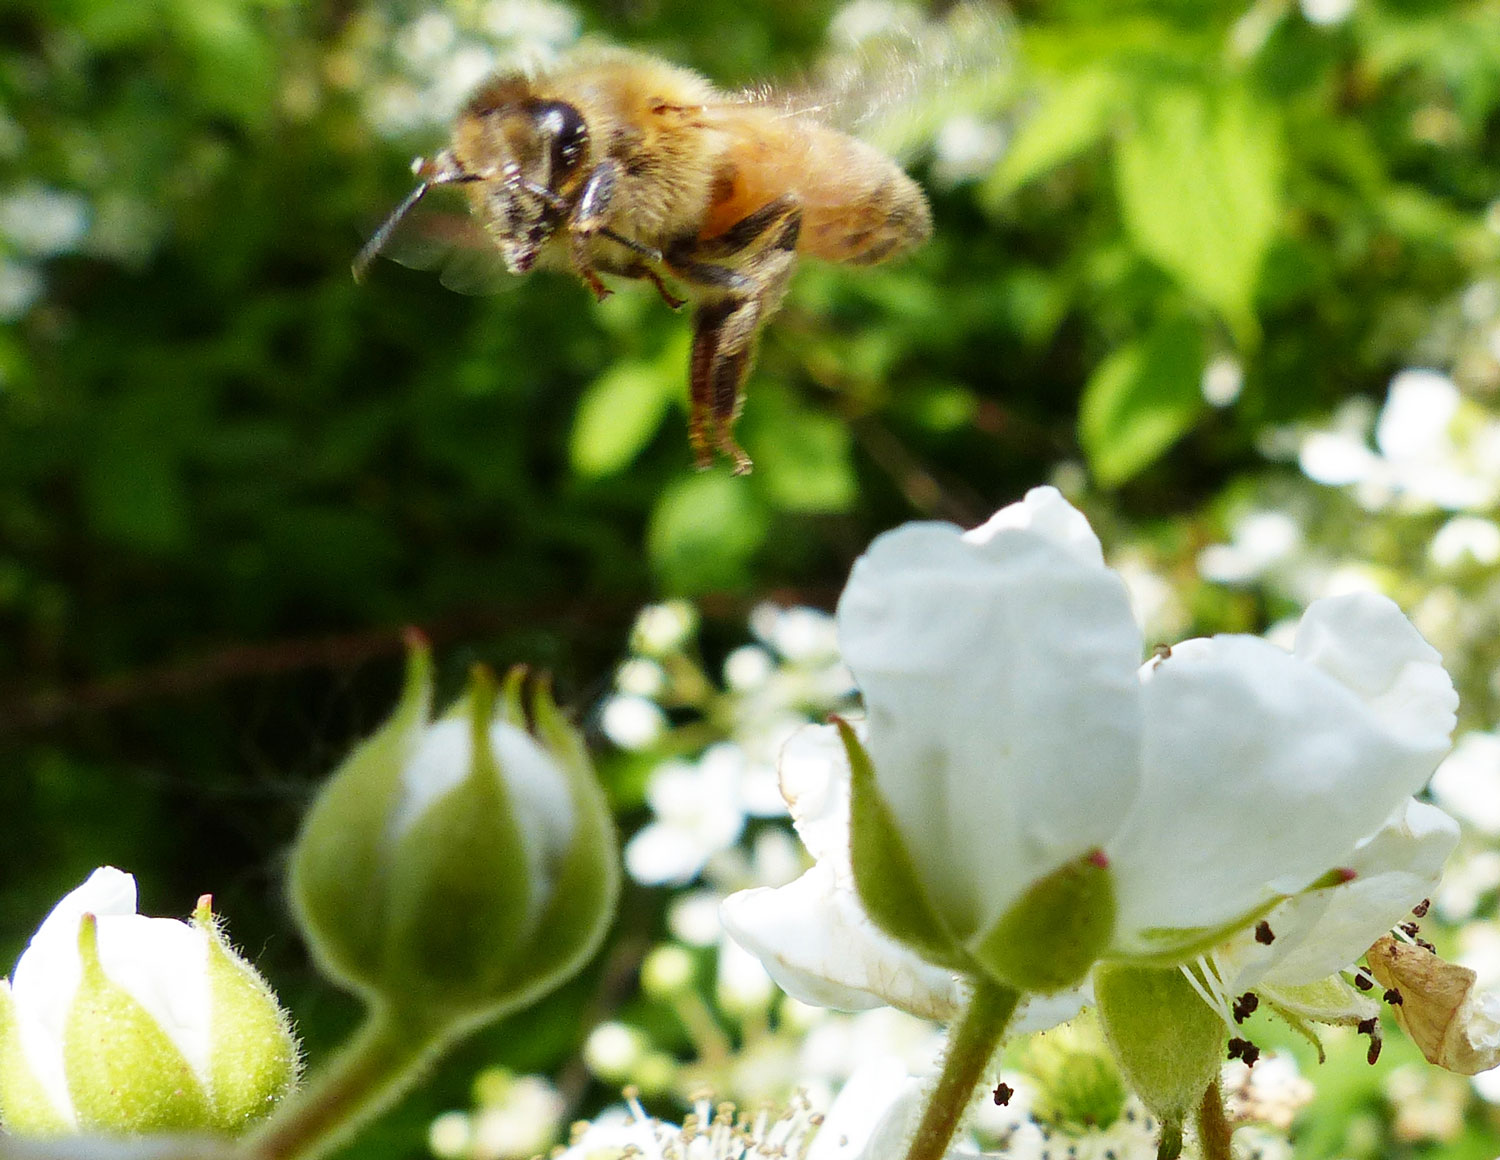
[289,641,618,1031]
[0,868,298,1136]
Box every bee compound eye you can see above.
[532,100,588,176]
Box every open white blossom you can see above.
[725,487,1457,1012]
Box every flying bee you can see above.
[356,22,993,472]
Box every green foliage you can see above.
[3,0,1499,1154]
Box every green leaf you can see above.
[743,390,857,514]
[1079,316,1206,486]
[569,361,675,478]
[984,68,1118,201]
[1114,81,1283,344]
[647,473,770,594]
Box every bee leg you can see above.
[672,199,803,473]
[566,159,621,302]
[635,265,687,310]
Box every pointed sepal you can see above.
[64,914,212,1132]
[841,718,968,972]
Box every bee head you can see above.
[453,78,590,274]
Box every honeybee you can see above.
[355,45,937,473]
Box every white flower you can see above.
[0,868,298,1134]
[625,747,749,886]
[1430,732,1500,835]
[555,1061,925,1160]
[721,727,965,1021]
[1180,798,1458,1040]
[721,724,1089,1031]
[841,486,1455,963]
[1299,370,1500,512]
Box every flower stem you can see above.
[1196,1077,1233,1160]
[244,1007,446,1160]
[902,979,1020,1160]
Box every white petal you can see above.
[961,485,1104,566]
[778,724,855,871]
[1110,599,1454,943]
[9,867,143,1125]
[1010,984,1092,1036]
[1263,800,1457,986]
[1220,800,1459,991]
[838,498,1143,941]
[809,1058,925,1160]
[93,915,212,1082]
[720,867,961,1021]
[1293,593,1457,767]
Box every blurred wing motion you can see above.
[741,1,1013,160]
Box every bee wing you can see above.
[357,190,521,296]
[739,1,1012,161]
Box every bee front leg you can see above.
[566,159,621,301]
[671,197,803,473]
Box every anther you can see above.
[1254,921,1275,945]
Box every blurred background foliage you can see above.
[3,0,1500,1155]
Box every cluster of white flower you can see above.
[0,183,91,322]
[603,600,855,889]
[340,0,580,140]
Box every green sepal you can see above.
[1260,975,1378,1026]
[290,637,433,998]
[0,979,72,1134]
[381,667,538,1023]
[1258,974,1377,1063]
[194,898,300,1133]
[476,675,619,1025]
[64,914,213,1133]
[840,719,969,972]
[972,851,1114,992]
[1111,894,1286,968]
[1094,963,1225,1133]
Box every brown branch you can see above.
[0,588,846,735]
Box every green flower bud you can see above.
[1094,963,1226,1139]
[289,640,619,1032]
[1008,1015,1128,1133]
[0,869,298,1136]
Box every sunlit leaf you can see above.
[647,473,770,594]
[570,362,675,478]
[1114,82,1283,345]
[1079,316,1205,486]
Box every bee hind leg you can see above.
[673,198,803,473]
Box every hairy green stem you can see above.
[902,979,1020,1160]
[243,1007,445,1160]
[1196,1077,1233,1160]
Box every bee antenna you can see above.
[352,152,476,283]
[352,177,432,284]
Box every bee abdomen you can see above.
[801,168,931,266]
